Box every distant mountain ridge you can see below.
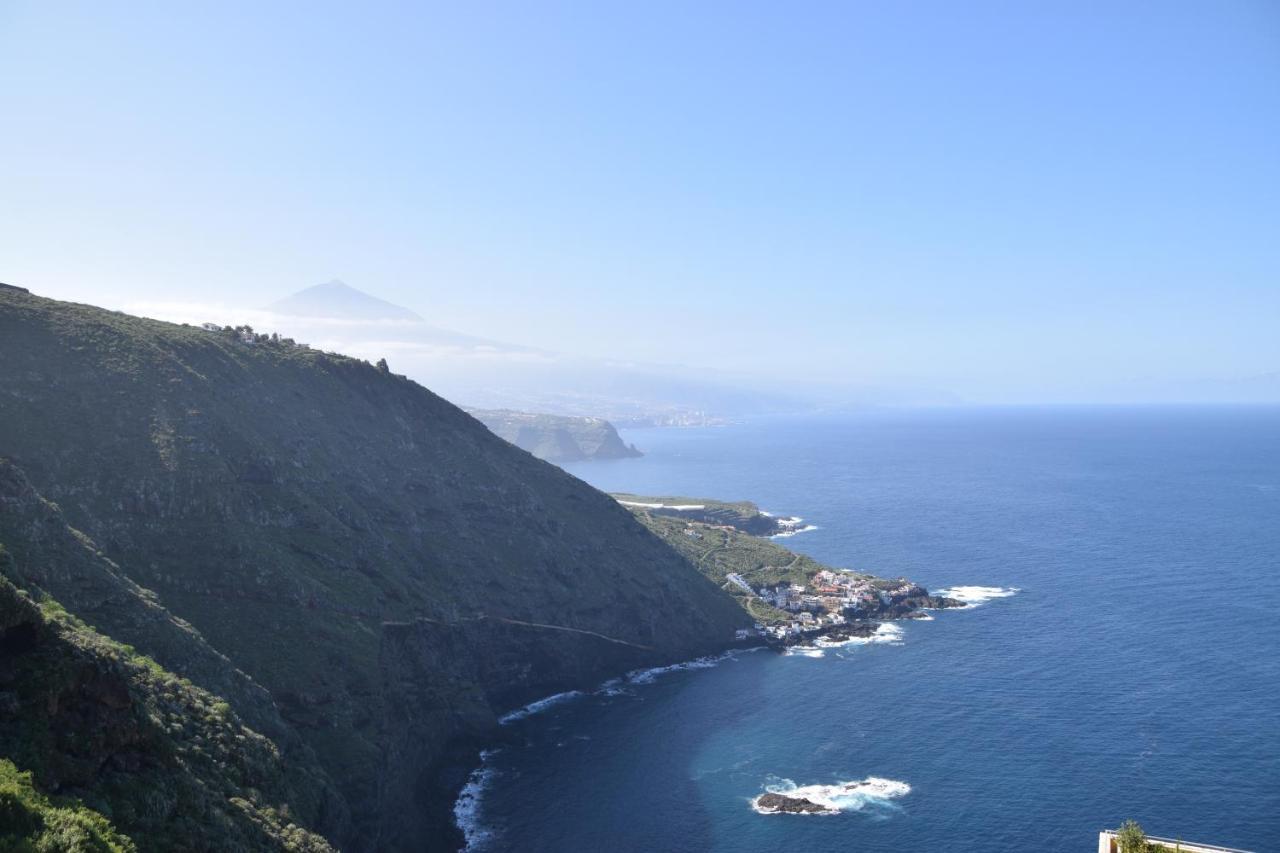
[251,281,808,422]
[268,279,423,322]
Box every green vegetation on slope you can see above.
[610,494,781,534]
[0,288,747,850]
[0,759,134,853]
[0,562,333,852]
[625,510,880,625]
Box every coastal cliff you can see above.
[0,289,747,850]
[466,408,642,463]
[611,493,810,537]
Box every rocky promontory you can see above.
[618,498,964,640]
[611,494,812,537]
[467,408,643,463]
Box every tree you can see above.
[1117,820,1148,853]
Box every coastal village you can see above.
[613,494,960,647]
[731,568,941,643]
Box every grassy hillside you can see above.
[0,559,333,851]
[0,758,134,853]
[611,493,796,536]
[0,289,747,850]
[622,508,881,625]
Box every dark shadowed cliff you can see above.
[0,563,338,852]
[0,289,747,850]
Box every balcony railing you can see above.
[1098,830,1255,853]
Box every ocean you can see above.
[456,406,1280,852]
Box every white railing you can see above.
[1098,830,1255,853]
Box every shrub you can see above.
[0,759,136,852]
[1117,819,1148,853]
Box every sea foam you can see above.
[786,623,907,657]
[820,622,904,648]
[454,749,499,850]
[497,690,584,725]
[768,515,819,539]
[751,776,912,815]
[935,585,1020,607]
[464,647,765,840]
[624,648,754,684]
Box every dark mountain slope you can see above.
[0,563,335,852]
[0,458,350,840]
[0,289,747,850]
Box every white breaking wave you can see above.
[770,524,819,539]
[460,646,766,843]
[787,623,906,657]
[935,585,1020,607]
[454,750,499,850]
[497,690,584,724]
[817,622,904,649]
[752,776,912,815]
[760,512,817,538]
[625,649,745,684]
[594,678,634,698]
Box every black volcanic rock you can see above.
[755,792,832,814]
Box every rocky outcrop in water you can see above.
[754,792,833,814]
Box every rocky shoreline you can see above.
[452,588,976,845]
[761,585,965,649]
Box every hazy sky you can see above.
[2,1,1278,402]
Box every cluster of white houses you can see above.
[759,570,917,616]
[729,569,923,642]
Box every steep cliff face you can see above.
[0,460,307,745]
[0,289,747,849]
[376,616,662,848]
[0,459,350,842]
[0,567,336,851]
[466,408,643,463]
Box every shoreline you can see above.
[452,643,766,851]
[448,624,896,848]
[451,585,1020,849]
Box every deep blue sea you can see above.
[459,406,1280,852]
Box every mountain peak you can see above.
[269,280,423,322]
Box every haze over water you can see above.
[464,406,1280,852]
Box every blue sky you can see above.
[2,1,1277,402]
